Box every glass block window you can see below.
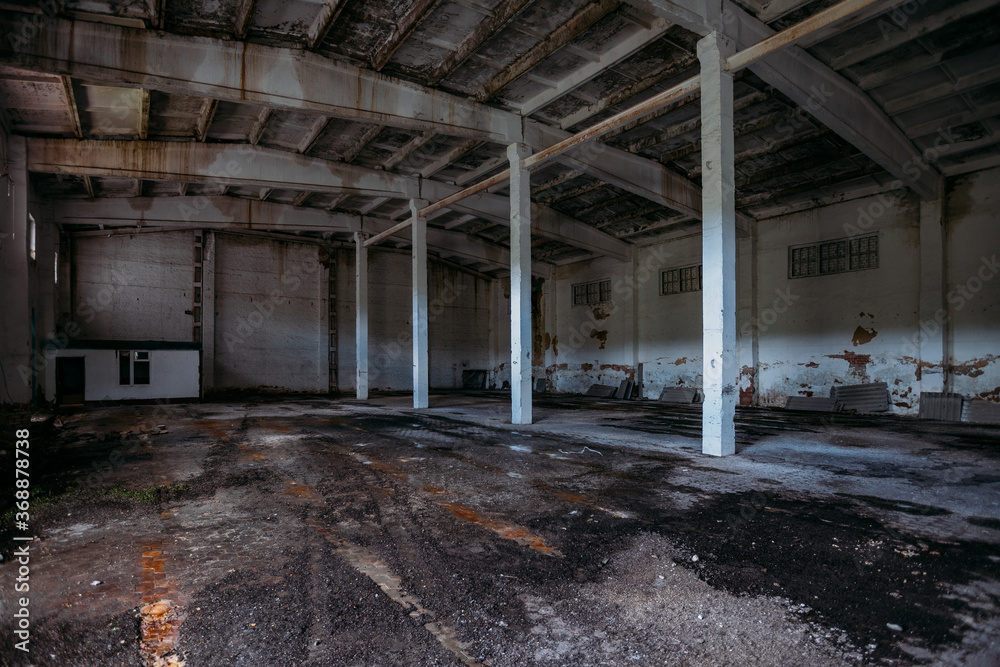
[850,235,879,271]
[790,245,818,278]
[789,234,878,278]
[572,279,612,306]
[662,264,702,295]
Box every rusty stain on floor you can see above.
[138,541,184,667]
[444,502,562,557]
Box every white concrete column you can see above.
[508,143,532,425]
[201,230,216,395]
[919,199,947,393]
[698,32,737,457]
[411,198,429,409]
[354,231,369,400]
[1,135,32,404]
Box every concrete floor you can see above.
[2,393,999,666]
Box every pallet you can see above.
[584,384,618,398]
[963,400,1000,424]
[830,382,889,413]
[658,387,698,404]
[918,392,963,421]
[785,396,838,412]
[613,380,633,400]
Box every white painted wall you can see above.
[636,235,706,399]
[337,248,496,392]
[946,166,1000,401]
[34,167,998,409]
[547,256,636,394]
[754,191,922,410]
[213,234,327,392]
[540,168,999,412]
[45,349,199,402]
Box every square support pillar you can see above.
[411,198,429,409]
[354,231,369,400]
[508,143,532,425]
[918,199,947,393]
[698,32,737,457]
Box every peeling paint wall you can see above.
[538,167,999,412]
[213,234,327,393]
[548,256,636,394]
[946,166,1000,402]
[637,235,704,398]
[337,248,495,392]
[755,191,923,411]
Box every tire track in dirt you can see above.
[239,419,491,666]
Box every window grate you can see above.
[661,264,702,295]
[789,234,878,278]
[850,235,878,271]
[572,279,611,306]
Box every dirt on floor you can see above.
[1,393,998,666]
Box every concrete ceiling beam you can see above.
[234,0,259,39]
[306,0,349,50]
[477,0,620,101]
[515,12,673,116]
[426,0,533,85]
[51,196,513,268]
[0,11,520,144]
[31,138,631,261]
[370,0,444,71]
[1,10,712,222]
[61,77,83,139]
